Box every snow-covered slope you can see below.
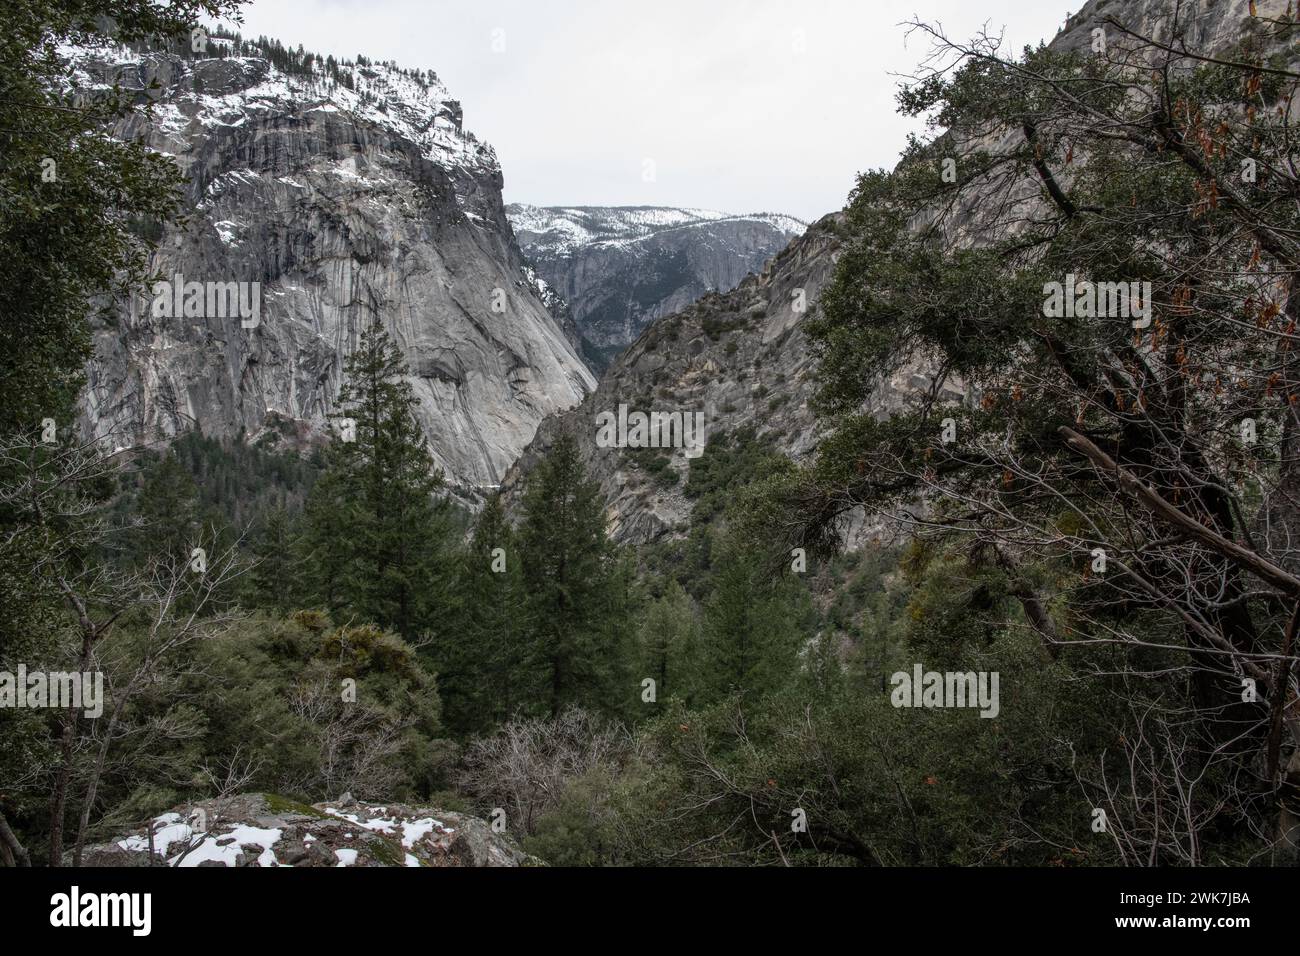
[508,205,806,256]
[507,204,806,367]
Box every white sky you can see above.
[228,0,1077,222]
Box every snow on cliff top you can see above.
[507,204,808,256]
[59,38,497,178]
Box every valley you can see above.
[3,0,1299,888]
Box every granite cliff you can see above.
[70,34,595,500]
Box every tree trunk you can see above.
[46,702,78,866]
[0,810,31,867]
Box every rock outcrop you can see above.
[75,793,535,867]
[69,37,595,501]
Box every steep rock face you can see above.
[507,205,805,368]
[503,215,946,544]
[502,215,845,543]
[72,39,595,498]
[1052,0,1282,52]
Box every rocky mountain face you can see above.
[501,213,951,545]
[1052,0,1278,53]
[71,36,595,500]
[506,205,805,370]
[75,793,533,867]
[503,0,1269,545]
[503,214,835,543]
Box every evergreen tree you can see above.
[299,323,454,637]
[599,550,640,718]
[441,496,540,735]
[699,539,807,702]
[637,579,701,708]
[245,507,298,614]
[133,451,201,563]
[0,0,241,432]
[297,466,352,615]
[518,433,620,716]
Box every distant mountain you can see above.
[507,204,806,371]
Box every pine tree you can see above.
[600,550,640,719]
[699,539,807,702]
[245,506,297,613]
[297,467,350,614]
[441,495,540,734]
[133,451,201,563]
[299,323,454,637]
[518,432,620,716]
[638,579,702,707]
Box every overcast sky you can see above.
[226,1,1076,222]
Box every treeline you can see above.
[443,3,1300,865]
[3,0,886,869]
[120,23,440,93]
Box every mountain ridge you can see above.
[508,203,806,370]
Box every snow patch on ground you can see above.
[213,220,242,245]
[170,824,283,867]
[322,806,452,847]
[115,812,192,855]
